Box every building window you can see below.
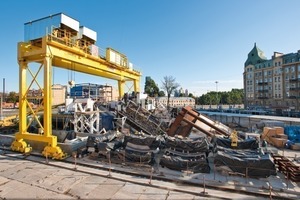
[285,67,289,73]
[264,71,267,76]
[268,71,272,76]
[291,66,295,72]
[291,75,295,80]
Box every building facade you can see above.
[244,43,300,114]
[70,83,119,103]
[156,97,195,108]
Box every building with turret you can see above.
[244,43,300,115]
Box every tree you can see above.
[188,93,194,98]
[158,90,165,97]
[197,89,243,105]
[6,91,18,103]
[144,77,159,97]
[161,76,180,109]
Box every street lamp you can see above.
[215,81,218,108]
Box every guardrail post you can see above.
[72,152,77,170]
[45,152,49,164]
[123,150,126,165]
[200,175,208,195]
[186,160,189,176]
[213,164,216,180]
[108,150,112,177]
[245,167,248,183]
[149,167,154,185]
[268,181,272,200]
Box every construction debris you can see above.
[117,101,168,135]
[167,106,232,138]
[159,136,210,173]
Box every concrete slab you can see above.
[137,186,170,200]
[167,191,197,200]
[85,179,125,199]
[67,176,107,198]
[0,179,74,199]
[110,182,146,199]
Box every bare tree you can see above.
[161,76,180,110]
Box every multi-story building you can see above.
[244,43,300,114]
[156,97,195,108]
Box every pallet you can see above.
[272,155,300,182]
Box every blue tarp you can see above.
[101,113,114,131]
[284,126,300,143]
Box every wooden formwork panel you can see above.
[272,155,300,182]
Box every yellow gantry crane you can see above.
[11,13,141,159]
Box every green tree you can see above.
[144,77,159,97]
[188,93,194,98]
[158,90,165,97]
[161,76,180,110]
[197,89,243,105]
[6,91,18,103]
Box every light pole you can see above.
[0,78,4,119]
[0,96,2,119]
[215,81,218,108]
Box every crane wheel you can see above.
[11,140,32,153]
[42,145,66,160]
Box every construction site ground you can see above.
[0,146,299,200]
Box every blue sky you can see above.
[2,0,300,96]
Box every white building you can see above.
[156,97,195,108]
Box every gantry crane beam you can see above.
[11,36,142,159]
[18,36,141,95]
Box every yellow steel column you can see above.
[43,55,52,138]
[19,61,28,134]
[134,79,140,94]
[118,79,125,99]
[11,61,32,153]
[41,54,65,159]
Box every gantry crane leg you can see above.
[11,54,66,159]
[118,80,125,99]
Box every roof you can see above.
[244,43,267,67]
[156,97,195,100]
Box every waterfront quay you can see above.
[198,110,300,131]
